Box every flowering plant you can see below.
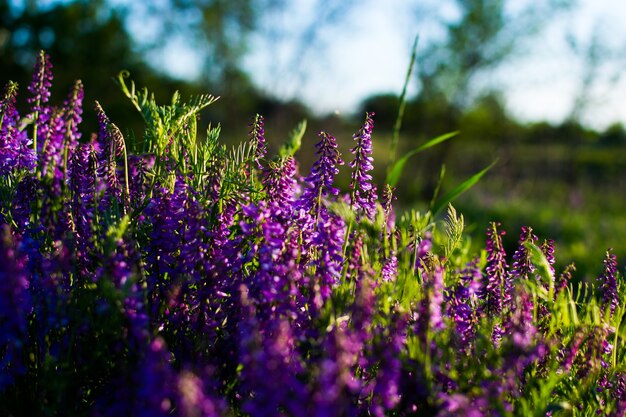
[1,52,626,417]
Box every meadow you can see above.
[1,51,626,416]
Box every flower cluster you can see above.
[1,53,626,417]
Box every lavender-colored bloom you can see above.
[63,80,83,148]
[297,131,344,216]
[0,82,36,173]
[0,226,32,391]
[39,110,66,186]
[416,265,446,335]
[381,253,398,282]
[313,324,361,417]
[369,310,407,415]
[349,112,377,219]
[239,314,307,417]
[484,222,508,315]
[560,331,584,372]
[449,264,482,353]
[263,156,297,206]
[177,370,224,417]
[68,143,97,276]
[310,212,345,312]
[598,249,619,315]
[11,175,38,230]
[27,51,53,116]
[133,337,177,417]
[505,290,536,350]
[249,113,266,168]
[346,232,364,282]
[26,51,53,158]
[510,226,538,280]
[381,184,396,234]
[437,394,485,417]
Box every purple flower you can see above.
[133,338,178,417]
[505,290,536,350]
[349,112,377,219]
[249,114,266,169]
[437,394,485,417]
[68,143,97,276]
[263,156,297,206]
[0,226,32,391]
[27,50,53,153]
[484,222,508,315]
[309,212,345,312]
[63,80,84,149]
[177,370,224,417]
[510,226,538,280]
[239,313,307,417]
[416,265,446,335]
[297,131,344,217]
[381,253,398,282]
[0,82,36,173]
[11,175,38,230]
[598,249,619,315]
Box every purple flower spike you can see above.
[249,113,266,168]
[598,249,619,315]
[349,112,377,219]
[27,51,53,113]
[63,80,84,155]
[263,156,297,206]
[27,50,53,153]
[510,226,538,280]
[484,222,508,315]
[298,131,344,216]
[0,82,36,173]
[417,265,446,334]
[381,253,398,282]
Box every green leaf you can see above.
[386,131,459,187]
[279,119,306,157]
[431,159,496,215]
[525,240,555,299]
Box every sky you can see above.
[146,0,626,129]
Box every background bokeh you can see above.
[2,0,626,280]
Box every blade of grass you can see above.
[386,131,459,187]
[388,35,419,170]
[431,159,497,215]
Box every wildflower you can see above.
[249,113,266,168]
[27,50,53,152]
[0,82,36,173]
[598,249,619,315]
[416,265,446,334]
[0,226,32,391]
[381,253,398,282]
[262,156,297,206]
[349,112,377,219]
[484,222,508,315]
[297,131,344,216]
[510,226,537,280]
[437,394,485,417]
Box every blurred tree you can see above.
[411,0,573,110]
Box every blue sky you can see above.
[139,0,626,129]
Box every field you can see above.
[2,52,626,416]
